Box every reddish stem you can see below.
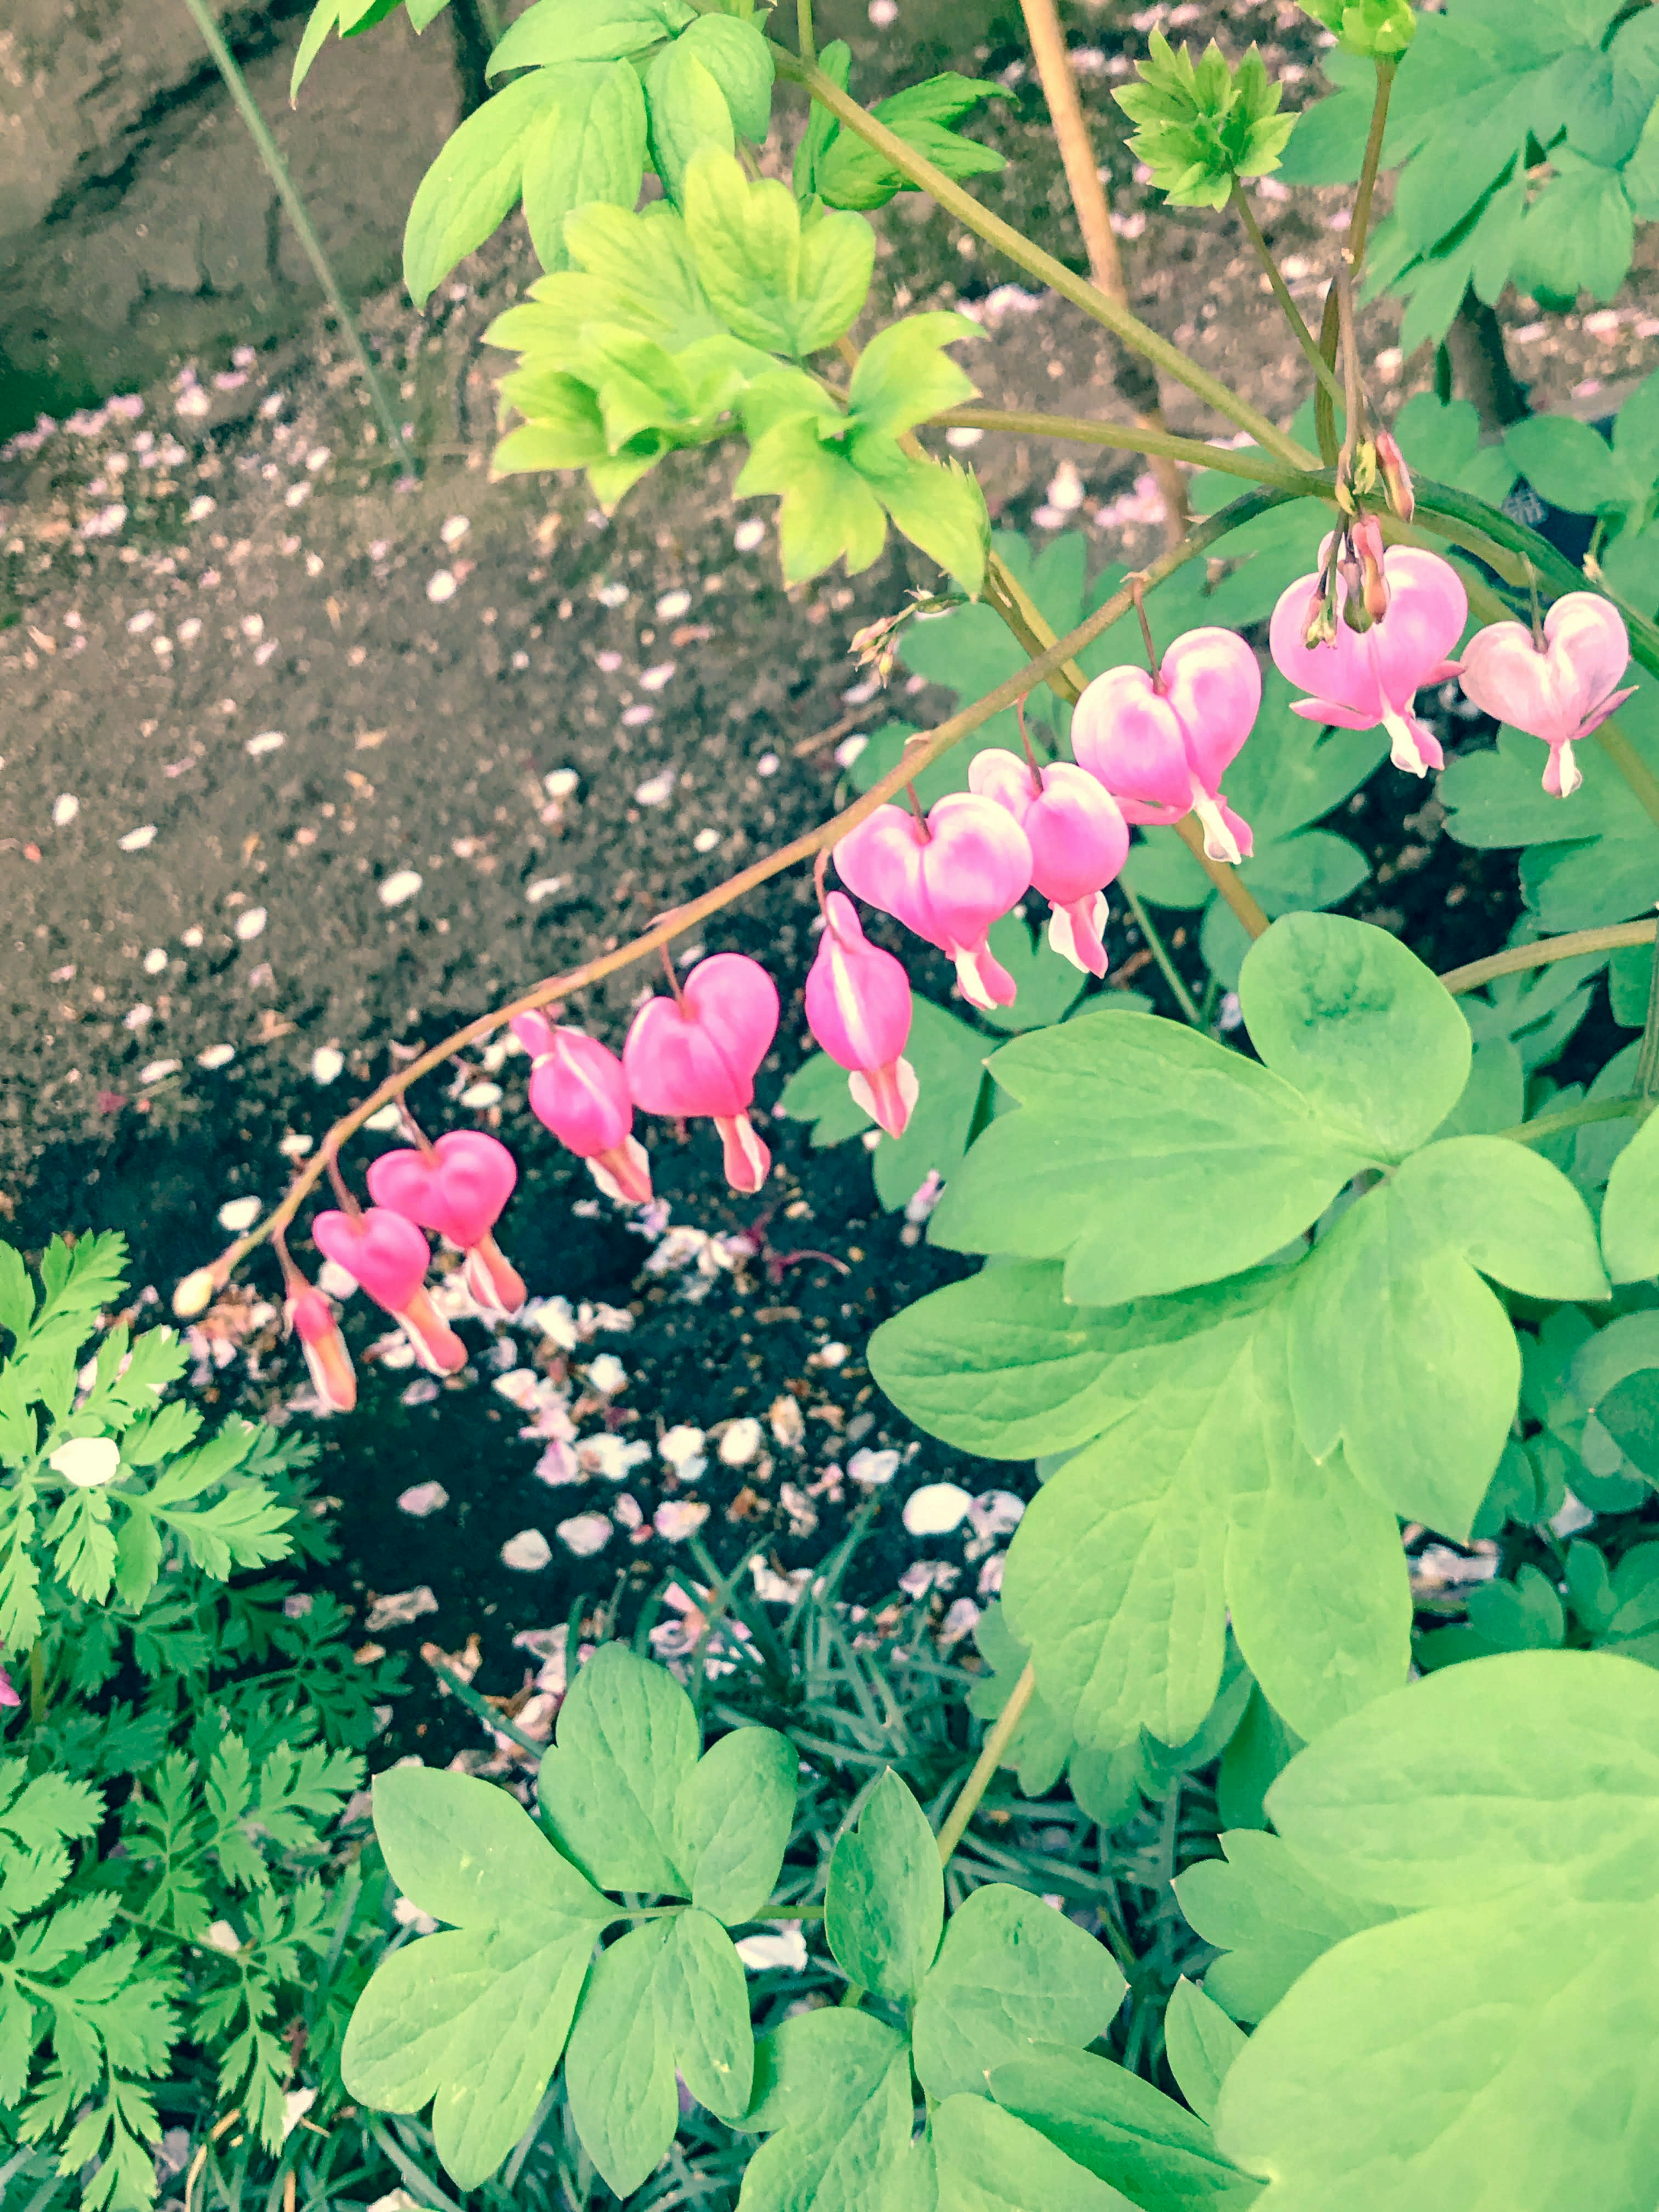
[323,1142,361,1218]
[659,942,689,1010]
[1015,699,1045,795]
[270,1225,303,1293]
[1130,577,1161,688]
[397,1102,438,1155]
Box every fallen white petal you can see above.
[216,1196,262,1231]
[380,871,422,907]
[903,1482,973,1536]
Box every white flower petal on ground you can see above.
[967,1490,1026,1540]
[655,1500,710,1543]
[769,1395,805,1449]
[311,1046,344,1084]
[635,769,676,806]
[198,1044,235,1069]
[204,1920,242,1955]
[140,1059,180,1085]
[379,871,422,908]
[365,1104,402,1131]
[52,794,79,827]
[848,1447,900,1488]
[143,948,168,974]
[543,768,579,799]
[734,518,766,552]
[397,1481,449,1518]
[246,730,285,757]
[364,1586,439,1631]
[501,1528,553,1571]
[903,1482,973,1536]
[118,824,157,852]
[280,2089,317,2143]
[440,515,470,547]
[49,1437,121,1488]
[734,1926,808,1973]
[585,1353,628,1395]
[216,1196,261,1232]
[938,1597,982,1646]
[656,588,691,619]
[719,1418,763,1467]
[235,907,267,941]
[556,1512,613,1558]
[660,1423,706,1470]
[427,570,457,603]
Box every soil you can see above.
[4,0,1657,1761]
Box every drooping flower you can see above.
[366,1131,526,1317]
[1457,591,1635,798]
[0,1658,18,1710]
[1070,626,1260,863]
[834,792,1033,1010]
[623,953,780,1193]
[515,1013,654,1207]
[804,892,917,1138]
[311,1206,467,1375]
[1269,543,1467,777]
[968,751,1130,976]
[286,1283,357,1414]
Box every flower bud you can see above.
[1376,428,1414,521]
[287,1284,357,1414]
[172,1265,219,1319]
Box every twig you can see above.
[931,404,1316,492]
[1438,919,1656,997]
[177,0,412,470]
[1498,1096,1647,1147]
[936,1662,1036,1866]
[1349,60,1397,273]
[1017,0,1189,543]
[421,1649,548,1758]
[792,707,871,760]
[795,0,815,67]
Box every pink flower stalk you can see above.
[833,792,1033,1011]
[366,1131,526,1318]
[515,1013,655,1208]
[623,953,780,1194]
[1457,592,1635,798]
[968,752,1130,977]
[805,892,918,1137]
[311,1206,467,1376]
[1269,544,1467,777]
[1070,626,1260,864]
[286,1283,357,1414]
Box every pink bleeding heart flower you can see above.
[0,1664,18,1710]
[834,791,1033,1011]
[1457,592,1634,798]
[286,1282,357,1414]
[1070,626,1259,864]
[366,1132,525,1318]
[805,892,918,1138]
[968,751,1129,977]
[1269,543,1467,777]
[623,953,780,1194]
[515,1013,654,1208]
[311,1206,467,1376]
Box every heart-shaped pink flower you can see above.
[366,1132,516,1251]
[286,1284,356,1414]
[1457,591,1634,797]
[833,791,1032,1009]
[1071,627,1259,862]
[623,953,780,1192]
[969,752,1129,977]
[311,1206,466,1373]
[519,1018,653,1206]
[804,892,917,1138]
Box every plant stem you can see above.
[1349,60,1395,273]
[1120,882,1204,1025]
[1017,0,1189,542]
[931,405,1316,493]
[27,1640,44,1728]
[770,46,1316,473]
[190,487,1297,1290]
[1637,929,1659,1100]
[937,1662,1036,1867]
[421,1651,548,1758]
[177,0,412,470]
[1228,181,1345,410]
[1438,919,1656,996]
[1499,1096,1647,1147]
[795,0,815,67]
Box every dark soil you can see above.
[5,0,1658,1761]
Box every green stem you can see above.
[1499,1096,1648,1147]
[423,1653,548,1757]
[1438,919,1656,997]
[795,0,816,67]
[177,0,413,470]
[1228,181,1344,410]
[771,47,1316,472]
[936,1661,1036,1868]
[1120,882,1204,1026]
[1349,60,1396,273]
[1637,931,1659,1100]
[932,404,1318,493]
[27,1640,44,1729]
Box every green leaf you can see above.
[912,1884,1124,2100]
[675,13,774,142]
[1114,32,1297,211]
[775,1050,876,1147]
[1216,1651,1659,2212]
[0,1245,32,1344]
[1601,1111,1659,1282]
[815,75,1009,212]
[736,410,887,582]
[342,1768,613,2187]
[645,39,733,206]
[292,0,343,102]
[565,1910,751,2195]
[928,2096,1143,2212]
[968,1602,1075,1798]
[487,0,695,74]
[849,312,981,438]
[674,1725,797,1924]
[738,2008,914,2212]
[538,1643,698,1894]
[1163,1979,1246,2127]
[871,995,991,1213]
[1513,159,1635,307]
[1504,413,1637,520]
[1174,1829,1396,2025]
[406,0,454,28]
[825,1770,943,2003]
[1000,1286,1409,1750]
[404,69,564,307]
[1395,1135,1609,1302]
[993,2046,1262,2209]
[682,149,872,356]
[1236,915,1471,1159]
[866,447,989,596]
[927,1007,1373,1308]
[971,915,1089,1034]
[518,61,647,272]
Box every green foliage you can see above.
[992,2046,1262,2207]
[825,1769,942,2002]
[291,0,436,104]
[1294,0,1415,59]
[1504,371,1659,616]
[1114,33,1297,211]
[1214,1652,1659,2211]
[796,45,1010,210]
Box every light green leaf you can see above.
[1163,1979,1246,2127]
[406,0,454,28]
[1394,1135,1609,1301]
[825,1770,943,2002]
[993,2046,1261,2209]
[537,1642,698,1895]
[929,2096,1141,2212]
[849,312,981,439]
[814,75,1009,212]
[775,1050,876,1147]
[1173,1830,1397,2026]
[1504,413,1638,519]
[1601,1111,1659,1281]
[519,61,648,272]
[871,995,991,1213]
[676,13,774,142]
[866,448,990,595]
[927,1009,1372,1308]
[645,40,733,206]
[487,0,695,74]
[1237,915,1470,1159]
[342,1769,613,2187]
[738,2008,914,2212]
[682,149,871,356]
[1513,161,1635,306]
[658,1907,753,2119]
[674,1725,797,1924]
[912,1885,1124,2100]
[291,0,342,103]
[736,412,887,582]
[968,1602,1074,1798]
[404,69,565,307]
[1216,1652,1659,2212]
